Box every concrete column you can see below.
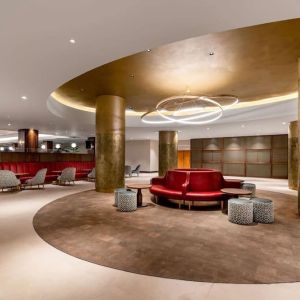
[159,131,178,176]
[95,95,125,192]
[288,121,298,190]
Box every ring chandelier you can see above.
[141,95,238,124]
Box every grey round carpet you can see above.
[33,189,300,283]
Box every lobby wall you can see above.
[191,134,288,178]
[125,140,158,172]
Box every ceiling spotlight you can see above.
[69,39,76,44]
[282,122,287,125]
[241,124,245,128]
[208,51,215,56]
[146,49,151,52]
[21,96,27,100]
[7,123,11,126]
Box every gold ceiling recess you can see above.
[52,18,300,114]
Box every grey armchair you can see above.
[57,167,76,185]
[0,170,21,191]
[131,165,141,177]
[23,168,47,189]
[124,165,132,177]
[87,168,95,181]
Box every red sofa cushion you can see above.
[150,185,183,199]
[188,171,223,192]
[165,170,188,191]
[185,191,224,201]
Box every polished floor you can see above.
[0,175,300,299]
[33,188,300,284]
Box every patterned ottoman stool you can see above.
[118,190,137,212]
[241,182,256,198]
[252,198,274,223]
[114,188,128,207]
[228,199,253,225]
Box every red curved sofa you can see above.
[150,169,242,209]
[0,161,95,183]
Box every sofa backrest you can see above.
[165,170,188,191]
[0,161,95,176]
[189,171,224,192]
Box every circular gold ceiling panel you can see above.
[52,18,300,112]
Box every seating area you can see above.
[150,169,242,209]
[0,161,95,190]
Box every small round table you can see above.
[220,188,253,213]
[126,184,151,207]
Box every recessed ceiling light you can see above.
[282,122,287,125]
[146,49,151,52]
[208,51,214,56]
[69,39,76,44]
[7,122,11,126]
[21,96,27,100]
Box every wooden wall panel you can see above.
[190,134,287,178]
[177,150,191,168]
[246,164,271,177]
[223,163,245,176]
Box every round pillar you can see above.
[159,131,178,176]
[95,95,125,192]
[288,121,298,190]
[298,58,300,215]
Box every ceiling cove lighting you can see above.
[141,95,238,125]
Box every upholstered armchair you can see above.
[23,168,47,189]
[87,168,95,181]
[124,165,132,177]
[57,167,76,185]
[131,164,141,177]
[0,170,21,191]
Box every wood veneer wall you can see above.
[191,135,288,178]
[178,150,191,169]
[0,152,95,163]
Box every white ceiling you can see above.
[0,0,299,141]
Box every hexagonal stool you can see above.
[241,182,256,198]
[228,199,253,225]
[114,188,128,207]
[118,190,137,212]
[252,198,274,223]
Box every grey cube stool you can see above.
[228,199,253,225]
[241,182,256,198]
[118,190,137,212]
[114,188,128,207]
[252,198,274,223]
